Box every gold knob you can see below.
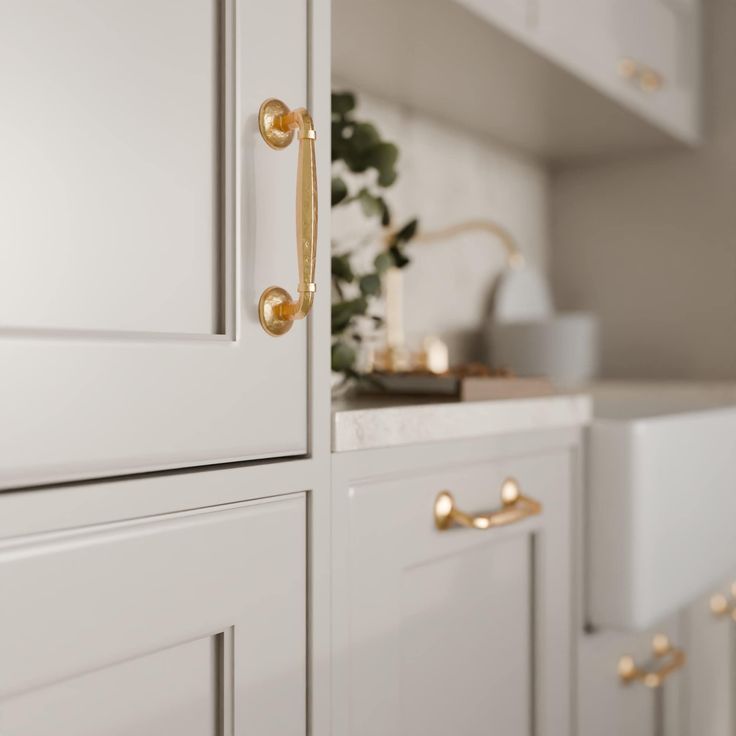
[618,633,685,689]
[257,98,318,336]
[434,477,542,531]
[709,583,736,620]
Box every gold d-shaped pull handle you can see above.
[434,478,542,531]
[618,634,686,689]
[257,98,318,336]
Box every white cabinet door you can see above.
[578,616,685,736]
[683,579,736,736]
[0,493,306,736]
[0,0,318,488]
[333,448,573,736]
[537,0,700,140]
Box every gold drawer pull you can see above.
[434,478,541,531]
[257,98,318,336]
[618,634,686,689]
[618,57,664,93]
[710,583,736,620]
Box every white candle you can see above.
[384,267,405,348]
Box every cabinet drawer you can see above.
[333,447,574,736]
[0,493,306,736]
[579,615,684,736]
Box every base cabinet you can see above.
[332,436,578,736]
[578,616,684,736]
[683,577,736,736]
[0,493,306,736]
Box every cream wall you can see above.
[550,1,736,380]
[331,86,550,364]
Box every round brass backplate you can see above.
[259,286,294,336]
[258,98,294,150]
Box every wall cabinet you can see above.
[0,491,307,736]
[332,432,580,736]
[537,0,701,141]
[0,0,320,488]
[455,0,534,33]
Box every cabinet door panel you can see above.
[683,578,736,736]
[578,616,684,736]
[334,449,572,736]
[0,0,313,487]
[0,494,306,736]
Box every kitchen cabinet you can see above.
[331,429,581,736]
[0,490,307,736]
[0,0,323,488]
[537,0,701,141]
[455,0,534,33]
[682,577,736,736]
[578,617,685,736]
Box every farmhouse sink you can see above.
[588,382,736,631]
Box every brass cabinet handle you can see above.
[434,478,542,531]
[257,98,318,336]
[710,583,736,620]
[618,57,664,93]
[618,634,686,689]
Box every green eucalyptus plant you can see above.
[331,90,418,379]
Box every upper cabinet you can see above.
[0,0,322,488]
[332,0,702,162]
[537,0,701,142]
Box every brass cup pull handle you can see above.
[618,634,686,689]
[434,478,542,531]
[618,57,664,93]
[257,98,318,336]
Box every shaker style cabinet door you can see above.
[332,449,573,736]
[683,576,736,736]
[0,493,306,736]
[0,0,317,487]
[578,616,685,736]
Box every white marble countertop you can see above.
[332,393,592,452]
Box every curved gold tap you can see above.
[414,218,525,268]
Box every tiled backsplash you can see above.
[332,86,549,364]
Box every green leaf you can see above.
[331,297,368,334]
[394,217,418,243]
[331,254,354,284]
[374,251,393,274]
[358,189,383,217]
[389,245,411,269]
[372,142,399,187]
[350,122,381,152]
[331,177,348,206]
[359,273,381,297]
[332,91,356,118]
[380,198,392,227]
[331,341,357,372]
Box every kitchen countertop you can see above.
[332,392,592,452]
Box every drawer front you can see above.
[579,616,684,736]
[0,493,306,736]
[334,448,573,736]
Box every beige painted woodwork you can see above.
[0,493,306,736]
[578,617,684,736]
[0,0,314,488]
[332,433,578,736]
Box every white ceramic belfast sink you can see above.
[588,382,736,631]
